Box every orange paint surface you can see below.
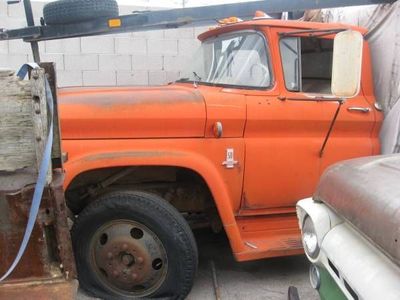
[59,19,381,261]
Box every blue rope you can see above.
[0,64,54,282]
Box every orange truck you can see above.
[58,19,382,299]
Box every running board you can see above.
[234,214,304,261]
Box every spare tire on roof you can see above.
[43,0,119,25]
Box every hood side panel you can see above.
[59,86,206,139]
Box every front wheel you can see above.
[72,191,198,299]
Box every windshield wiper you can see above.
[177,77,190,81]
[193,72,202,81]
[192,72,202,88]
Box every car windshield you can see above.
[178,31,272,88]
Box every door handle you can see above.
[347,107,371,113]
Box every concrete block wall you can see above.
[0,2,209,87]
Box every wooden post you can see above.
[30,68,52,183]
[0,69,36,172]
[0,68,51,182]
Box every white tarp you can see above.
[320,2,400,154]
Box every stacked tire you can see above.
[43,0,119,25]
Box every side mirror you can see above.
[331,30,363,98]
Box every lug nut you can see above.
[113,270,119,277]
[132,273,138,280]
[122,244,128,250]
[136,257,144,264]
[107,252,113,259]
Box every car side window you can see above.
[280,36,334,94]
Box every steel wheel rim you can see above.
[89,219,168,298]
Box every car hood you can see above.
[58,85,206,139]
[314,155,400,266]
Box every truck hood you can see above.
[314,155,400,266]
[58,85,206,139]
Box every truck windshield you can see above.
[178,31,272,89]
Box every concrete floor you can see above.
[78,229,318,300]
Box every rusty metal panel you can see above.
[0,171,76,279]
[0,170,77,298]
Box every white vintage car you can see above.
[297,155,400,300]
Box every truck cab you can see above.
[59,19,382,299]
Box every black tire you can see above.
[43,0,119,25]
[72,191,198,300]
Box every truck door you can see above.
[242,29,322,211]
[241,29,375,212]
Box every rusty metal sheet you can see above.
[0,171,77,297]
[314,154,400,266]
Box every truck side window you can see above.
[280,36,334,94]
[280,37,301,91]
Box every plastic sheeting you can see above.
[320,2,400,154]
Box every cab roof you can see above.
[198,19,367,41]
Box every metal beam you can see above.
[22,0,40,62]
[0,0,395,42]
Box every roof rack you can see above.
[0,0,394,62]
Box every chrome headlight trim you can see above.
[302,215,320,258]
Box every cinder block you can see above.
[166,71,181,83]
[132,29,164,39]
[0,54,28,70]
[163,55,191,72]
[111,32,131,38]
[194,26,210,38]
[57,71,83,87]
[9,39,40,54]
[117,5,135,15]
[45,38,81,54]
[83,71,116,86]
[0,1,7,17]
[29,53,64,70]
[164,27,195,39]
[99,54,131,71]
[132,55,163,71]
[81,37,115,54]
[117,71,148,86]
[148,71,167,86]
[0,17,26,30]
[115,37,147,54]
[30,1,45,19]
[8,1,44,18]
[65,54,98,71]
[0,41,8,54]
[147,39,178,55]
[7,2,24,17]
[178,39,200,56]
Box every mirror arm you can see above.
[319,99,344,158]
